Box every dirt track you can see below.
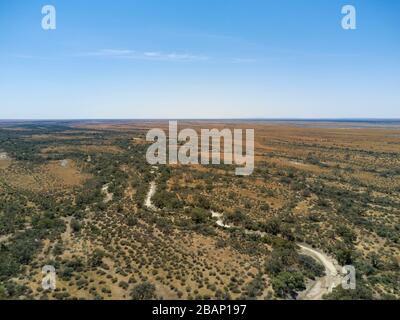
[145,181,343,300]
[144,181,157,210]
[297,243,342,300]
[211,211,343,299]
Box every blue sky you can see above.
[0,0,399,119]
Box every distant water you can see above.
[1,118,400,129]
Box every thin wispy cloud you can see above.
[97,49,134,56]
[231,58,257,63]
[81,49,209,61]
[7,50,257,64]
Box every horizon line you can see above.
[1,117,400,122]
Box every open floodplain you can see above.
[0,120,399,300]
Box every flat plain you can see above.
[0,120,399,300]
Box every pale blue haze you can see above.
[0,0,399,119]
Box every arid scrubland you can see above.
[0,120,399,300]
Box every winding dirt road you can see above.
[296,243,342,300]
[145,180,342,299]
[101,184,113,203]
[208,210,343,299]
[211,211,232,228]
[144,181,157,211]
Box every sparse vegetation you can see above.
[0,120,399,300]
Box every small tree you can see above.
[90,249,105,267]
[70,218,81,233]
[191,208,210,224]
[272,271,305,298]
[131,282,156,300]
